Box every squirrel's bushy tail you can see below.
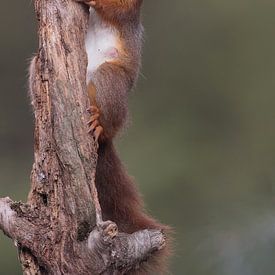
[96,140,171,274]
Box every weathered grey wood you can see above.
[0,0,165,274]
[21,0,97,272]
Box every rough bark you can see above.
[0,0,165,274]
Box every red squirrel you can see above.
[79,0,171,273]
[28,0,170,272]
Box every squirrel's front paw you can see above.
[82,0,99,8]
[87,1,96,6]
[87,105,104,142]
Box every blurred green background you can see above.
[1,0,275,274]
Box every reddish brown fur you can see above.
[91,0,143,26]
[96,141,171,274]
[85,0,171,273]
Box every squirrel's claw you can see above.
[87,105,104,142]
[87,113,100,125]
[87,106,100,114]
[88,120,99,132]
[94,126,104,142]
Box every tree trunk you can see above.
[0,0,165,274]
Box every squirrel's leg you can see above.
[87,81,104,142]
[87,61,135,141]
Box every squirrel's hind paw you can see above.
[87,106,104,142]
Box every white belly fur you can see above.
[85,9,119,80]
